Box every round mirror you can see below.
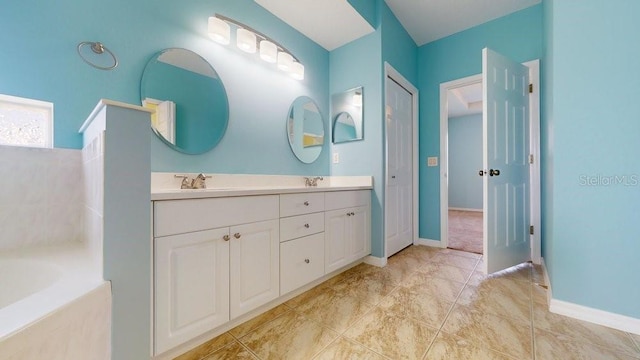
[286,96,324,163]
[141,48,229,154]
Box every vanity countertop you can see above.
[151,173,373,201]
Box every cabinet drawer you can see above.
[280,233,325,295]
[280,193,325,217]
[154,195,279,237]
[280,213,324,242]
[325,190,370,211]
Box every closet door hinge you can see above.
[529,83,533,93]
[529,154,534,164]
[530,225,534,235]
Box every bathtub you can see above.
[0,243,110,359]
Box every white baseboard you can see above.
[542,258,640,335]
[448,207,483,212]
[415,238,445,248]
[364,255,387,267]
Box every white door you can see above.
[349,205,371,260]
[154,228,230,354]
[386,76,414,257]
[482,48,531,274]
[229,219,279,319]
[325,209,348,273]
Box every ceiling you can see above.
[448,82,482,118]
[255,0,540,49]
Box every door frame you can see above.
[384,62,419,258]
[439,59,541,264]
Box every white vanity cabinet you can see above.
[279,193,326,295]
[324,191,371,273]
[153,195,279,355]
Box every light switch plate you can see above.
[332,152,340,164]
[427,157,438,167]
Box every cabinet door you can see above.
[348,206,371,261]
[325,209,349,273]
[154,228,230,354]
[229,219,279,319]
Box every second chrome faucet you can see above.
[304,176,324,187]
[178,173,209,189]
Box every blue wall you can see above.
[417,4,543,240]
[544,0,640,319]
[0,0,330,175]
[330,0,416,258]
[448,114,482,210]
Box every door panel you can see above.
[386,76,414,257]
[324,209,348,273]
[483,48,531,274]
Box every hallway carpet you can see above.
[448,210,483,254]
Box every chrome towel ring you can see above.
[77,41,118,70]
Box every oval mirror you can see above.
[331,86,364,143]
[286,96,324,163]
[141,48,229,154]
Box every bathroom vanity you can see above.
[150,174,372,356]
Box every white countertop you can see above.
[151,173,373,201]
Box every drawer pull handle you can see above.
[304,258,310,264]
[347,212,351,216]
[223,235,230,241]
[304,223,310,228]
[234,233,241,239]
[350,212,355,216]
[304,201,310,206]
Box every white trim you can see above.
[448,207,483,212]
[363,255,387,267]
[383,62,419,260]
[416,238,445,248]
[524,59,542,265]
[550,300,640,336]
[542,258,640,335]
[439,74,483,250]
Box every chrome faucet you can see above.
[304,176,324,187]
[177,173,209,189]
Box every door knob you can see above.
[304,258,310,264]
[233,233,241,239]
[304,223,310,228]
[478,170,486,177]
[304,201,309,206]
[489,169,501,176]
[223,235,230,241]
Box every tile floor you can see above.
[174,246,640,360]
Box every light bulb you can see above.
[259,40,277,63]
[236,28,257,53]
[277,51,293,71]
[290,61,304,80]
[208,16,230,45]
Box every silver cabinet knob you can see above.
[304,223,310,228]
[233,233,241,239]
[350,212,355,216]
[223,235,230,241]
[346,212,351,216]
[304,258,310,264]
[304,201,310,206]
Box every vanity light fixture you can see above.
[208,14,304,80]
[352,91,363,107]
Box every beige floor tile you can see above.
[313,336,388,360]
[343,307,437,359]
[425,331,517,360]
[294,287,374,332]
[532,303,639,356]
[472,276,532,305]
[173,332,235,360]
[432,253,479,270]
[532,263,545,285]
[285,282,333,308]
[418,262,474,283]
[229,303,292,338]
[442,305,532,359]
[332,271,398,304]
[535,328,639,360]
[402,272,465,302]
[378,286,453,329]
[239,310,339,360]
[377,260,417,284]
[457,285,531,324]
[490,263,532,283]
[201,340,257,360]
[630,333,640,351]
[531,283,548,306]
[467,271,488,286]
[387,251,424,269]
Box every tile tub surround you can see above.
[0,145,83,250]
[172,246,640,360]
